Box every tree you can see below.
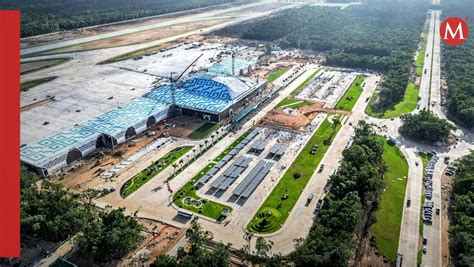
[153,255,178,267]
[185,217,213,256]
[443,0,474,128]
[400,110,454,143]
[291,122,384,266]
[20,167,142,264]
[255,237,273,258]
[154,218,230,267]
[76,207,142,263]
[218,1,427,108]
[4,0,237,37]
[448,151,474,266]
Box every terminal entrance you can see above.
[66,148,82,164]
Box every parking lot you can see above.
[295,70,356,107]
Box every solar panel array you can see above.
[194,128,260,188]
[233,160,274,198]
[268,144,288,159]
[249,139,268,154]
[210,156,253,191]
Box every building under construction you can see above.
[146,75,266,122]
[20,74,265,176]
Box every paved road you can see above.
[396,11,437,266]
[430,11,443,119]
[418,11,436,111]
[264,74,381,254]
[397,148,424,267]
[421,159,444,267]
[421,10,443,267]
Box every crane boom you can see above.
[174,53,203,82]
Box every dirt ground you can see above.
[121,218,185,266]
[49,19,228,54]
[54,124,169,192]
[352,235,391,267]
[441,172,453,266]
[165,116,209,138]
[65,218,184,266]
[264,102,325,130]
[193,34,236,44]
[20,3,241,49]
[54,116,207,193]
[10,236,58,266]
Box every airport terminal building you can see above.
[145,75,266,122]
[21,75,266,176]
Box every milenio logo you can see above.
[440,17,469,46]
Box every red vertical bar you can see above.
[0,10,20,257]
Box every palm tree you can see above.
[199,144,204,154]
[204,140,209,150]
[186,154,190,165]
[211,134,215,143]
[192,148,197,158]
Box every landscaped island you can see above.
[121,146,193,198]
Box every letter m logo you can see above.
[441,17,469,46]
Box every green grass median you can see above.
[267,67,287,82]
[276,98,313,108]
[335,76,365,111]
[366,83,419,118]
[121,146,192,198]
[20,76,58,92]
[372,138,408,261]
[247,116,342,234]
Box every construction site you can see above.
[19,4,380,262]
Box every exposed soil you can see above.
[54,127,165,193]
[165,116,210,138]
[20,2,242,49]
[49,19,227,54]
[121,218,185,266]
[264,102,325,130]
[352,234,391,267]
[65,218,184,266]
[54,116,209,193]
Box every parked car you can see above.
[318,164,324,173]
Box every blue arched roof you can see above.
[183,76,232,101]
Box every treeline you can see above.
[449,151,474,266]
[217,1,427,108]
[400,109,454,143]
[290,122,385,266]
[19,168,142,264]
[442,0,474,128]
[0,0,235,37]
